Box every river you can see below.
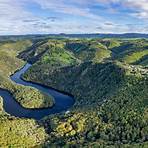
[0,63,74,120]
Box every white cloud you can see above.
[94,0,148,19]
[132,12,148,19]
[124,0,148,19]
[32,0,103,20]
[0,0,36,34]
[0,0,148,34]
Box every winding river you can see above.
[0,63,75,120]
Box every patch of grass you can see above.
[93,49,111,63]
[42,45,79,67]
[123,50,148,64]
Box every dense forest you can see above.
[0,37,148,147]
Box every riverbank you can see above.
[0,40,75,119]
[0,40,54,109]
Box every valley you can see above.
[0,37,147,147]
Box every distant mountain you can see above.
[59,33,148,38]
[0,33,148,41]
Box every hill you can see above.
[1,33,148,41]
[0,40,54,147]
[0,37,147,147]
[21,38,148,147]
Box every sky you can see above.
[0,0,148,35]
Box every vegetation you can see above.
[13,86,54,109]
[0,37,148,147]
[24,58,148,147]
[0,40,54,146]
[123,50,148,64]
[41,42,79,67]
[20,38,148,147]
[0,117,46,147]
[0,97,46,147]
[66,40,111,62]
[0,40,54,109]
[23,62,125,106]
[110,39,148,66]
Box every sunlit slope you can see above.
[109,39,148,66]
[66,40,111,62]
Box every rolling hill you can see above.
[0,37,147,147]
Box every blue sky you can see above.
[0,0,148,35]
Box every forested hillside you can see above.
[0,37,148,147]
[0,40,54,147]
[21,38,148,147]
